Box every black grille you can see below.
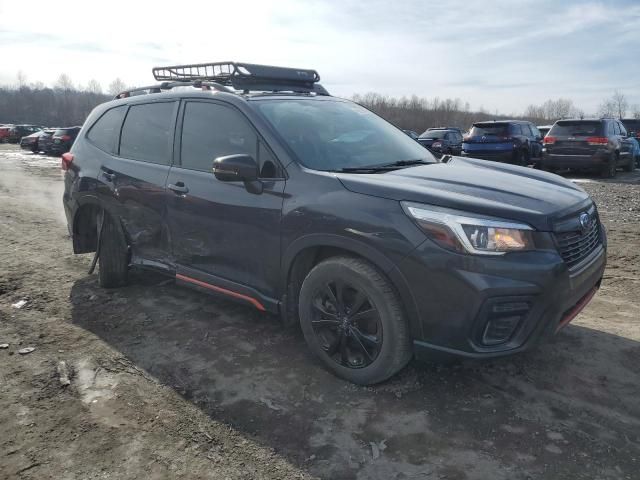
[555,218,601,268]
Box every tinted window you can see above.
[613,122,621,135]
[621,119,640,134]
[419,130,447,139]
[618,122,627,136]
[511,124,523,135]
[469,124,509,137]
[255,99,435,171]
[530,125,541,138]
[87,106,127,153]
[120,102,175,164]
[181,102,258,172]
[549,121,603,137]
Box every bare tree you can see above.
[16,71,28,88]
[599,90,628,119]
[631,104,640,119]
[55,74,74,91]
[86,79,103,94]
[108,78,127,96]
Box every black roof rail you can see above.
[151,61,328,95]
[114,80,233,99]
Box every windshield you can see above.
[549,121,602,137]
[253,99,435,171]
[419,130,447,139]
[469,124,509,137]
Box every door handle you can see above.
[168,182,189,194]
[101,168,116,182]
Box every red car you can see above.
[0,125,13,143]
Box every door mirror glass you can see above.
[213,154,258,182]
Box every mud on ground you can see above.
[1,144,639,479]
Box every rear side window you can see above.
[511,124,522,135]
[549,121,602,137]
[87,106,127,154]
[120,102,176,165]
[617,122,627,136]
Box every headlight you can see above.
[402,202,534,255]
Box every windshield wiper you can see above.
[333,159,431,174]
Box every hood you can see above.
[336,156,591,231]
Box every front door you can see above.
[166,100,286,309]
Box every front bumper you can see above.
[397,228,606,360]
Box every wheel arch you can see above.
[71,195,127,254]
[281,234,422,339]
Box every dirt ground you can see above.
[1,143,639,480]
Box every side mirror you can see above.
[213,154,258,182]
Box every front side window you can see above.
[87,106,127,154]
[180,102,259,173]
[120,102,176,165]
[253,99,435,171]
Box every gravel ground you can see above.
[1,144,639,479]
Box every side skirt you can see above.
[175,265,280,314]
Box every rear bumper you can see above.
[461,150,514,162]
[399,228,607,361]
[542,151,608,169]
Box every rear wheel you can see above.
[298,256,412,385]
[98,213,129,288]
[601,154,617,178]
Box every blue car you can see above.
[462,120,542,166]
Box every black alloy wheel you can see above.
[310,279,382,368]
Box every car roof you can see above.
[473,120,531,125]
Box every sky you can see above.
[0,0,639,115]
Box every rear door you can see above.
[166,99,286,306]
[105,100,178,267]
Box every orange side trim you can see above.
[176,273,266,311]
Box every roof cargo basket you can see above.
[151,61,327,94]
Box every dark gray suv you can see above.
[541,118,635,177]
[62,62,606,385]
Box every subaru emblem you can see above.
[579,212,590,230]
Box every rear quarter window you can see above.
[119,102,176,165]
[549,121,602,137]
[87,106,127,154]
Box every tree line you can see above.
[1,72,638,131]
[0,74,128,127]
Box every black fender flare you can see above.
[281,234,422,339]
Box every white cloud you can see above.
[0,0,638,114]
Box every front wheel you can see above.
[623,153,635,172]
[298,256,412,385]
[98,213,129,288]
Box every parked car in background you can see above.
[20,130,46,153]
[38,129,56,154]
[8,124,43,143]
[0,124,13,143]
[49,127,81,155]
[537,125,553,139]
[621,118,640,139]
[462,120,541,166]
[541,118,635,177]
[417,128,463,155]
[402,129,419,140]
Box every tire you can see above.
[513,149,526,166]
[98,213,129,288]
[298,256,412,385]
[601,154,617,178]
[623,153,635,172]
